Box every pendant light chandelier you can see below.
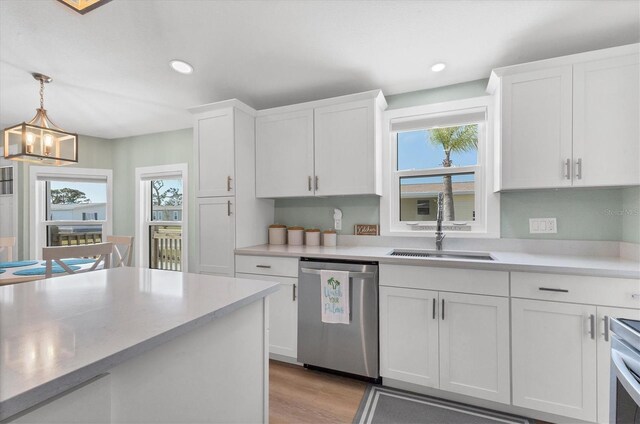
[3,73,78,166]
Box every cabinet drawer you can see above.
[235,255,298,277]
[380,264,509,297]
[511,272,640,308]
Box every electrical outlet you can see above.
[529,218,557,234]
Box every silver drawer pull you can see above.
[539,287,569,293]
[299,268,375,279]
[256,265,272,269]
[564,158,571,180]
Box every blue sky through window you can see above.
[397,128,477,184]
[50,181,106,203]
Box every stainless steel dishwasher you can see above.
[297,257,379,380]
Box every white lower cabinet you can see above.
[235,255,299,361]
[10,374,111,423]
[379,287,439,388]
[196,197,235,276]
[380,286,510,404]
[439,292,510,404]
[236,272,298,359]
[511,298,598,422]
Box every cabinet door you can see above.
[196,197,235,276]
[194,109,235,197]
[596,306,640,423]
[573,53,640,187]
[314,100,379,196]
[511,299,597,422]
[501,66,573,189]
[379,286,439,388]
[236,273,298,360]
[439,293,510,404]
[255,109,314,198]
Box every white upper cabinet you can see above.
[501,66,573,189]
[255,109,314,198]
[314,99,378,196]
[573,53,640,187]
[194,108,235,197]
[255,90,386,198]
[489,44,639,190]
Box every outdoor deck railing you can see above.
[150,228,182,271]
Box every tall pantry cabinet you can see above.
[190,100,274,276]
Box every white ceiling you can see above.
[1,0,638,140]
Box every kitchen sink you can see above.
[388,249,494,261]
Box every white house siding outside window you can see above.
[30,166,113,258]
[381,97,499,238]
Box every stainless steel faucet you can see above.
[435,192,445,251]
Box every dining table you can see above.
[0,259,99,285]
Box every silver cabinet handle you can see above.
[255,265,271,269]
[604,315,610,342]
[315,176,319,191]
[227,200,232,216]
[432,298,436,320]
[576,158,582,180]
[441,298,445,320]
[292,284,297,301]
[539,287,569,293]
[564,158,571,180]
[308,176,312,191]
[589,314,596,340]
[632,294,640,300]
[227,176,232,191]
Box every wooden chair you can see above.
[43,242,113,278]
[0,237,15,262]
[107,236,134,267]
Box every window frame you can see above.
[380,96,500,238]
[30,166,113,258]
[134,163,188,271]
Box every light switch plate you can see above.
[529,218,557,234]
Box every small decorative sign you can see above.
[355,224,379,236]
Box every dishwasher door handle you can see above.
[299,268,375,279]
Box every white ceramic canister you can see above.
[323,230,337,247]
[305,229,320,246]
[268,224,287,245]
[287,226,304,246]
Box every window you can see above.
[134,164,188,272]
[30,167,112,257]
[381,97,499,237]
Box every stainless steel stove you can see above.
[610,318,640,423]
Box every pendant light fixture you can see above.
[3,73,78,166]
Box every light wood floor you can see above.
[269,360,367,424]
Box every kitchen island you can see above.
[0,267,279,423]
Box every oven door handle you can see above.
[612,349,640,406]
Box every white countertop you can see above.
[235,244,640,279]
[0,267,279,420]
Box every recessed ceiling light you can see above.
[431,63,446,72]
[170,60,194,75]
